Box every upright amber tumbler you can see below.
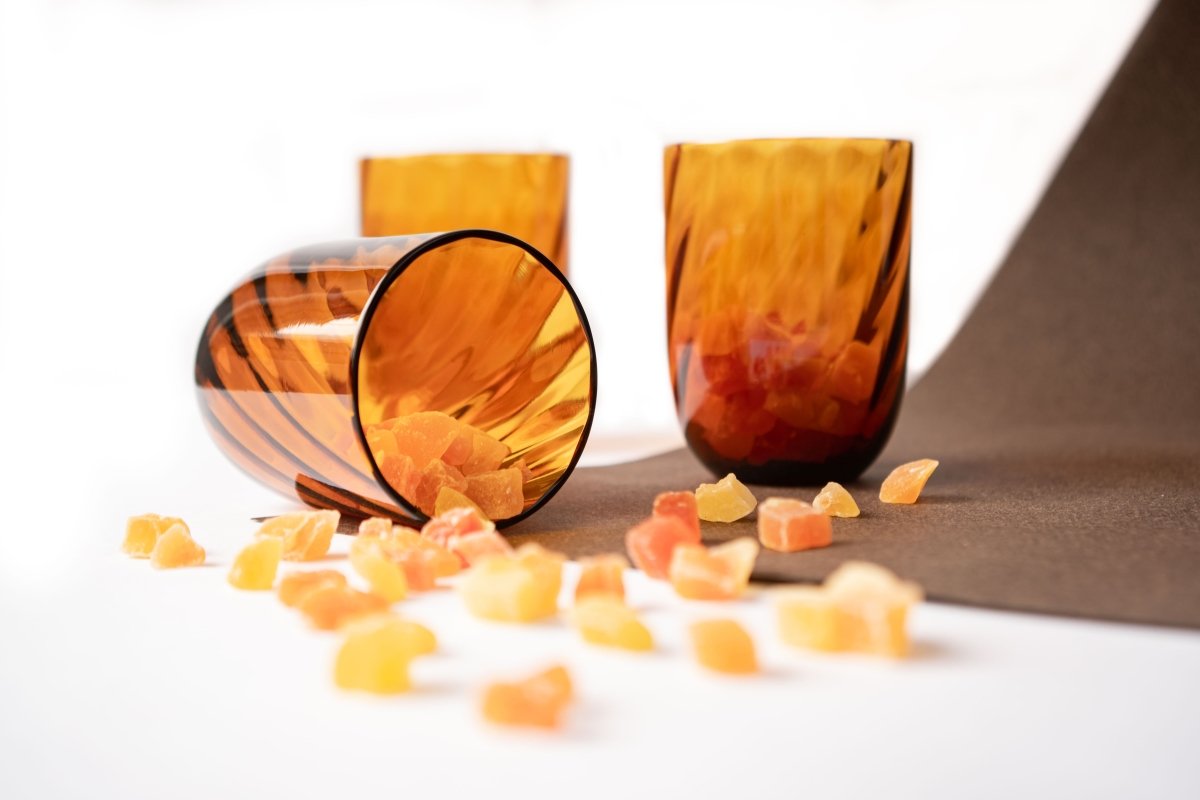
[195,231,596,526]
[361,153,569,272]
[665,138,912,484]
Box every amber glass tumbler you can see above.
[360,153,569,272]
[195,231,595,526]
[665,138,912,484]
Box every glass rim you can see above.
[348,228,597,528]
[665,137,913,150]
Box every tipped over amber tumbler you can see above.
[361,153,569,272]
[195,231,595,526]
[665,138,912,484]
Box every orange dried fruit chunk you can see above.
[652,491,701,540]
[149,524,206,569]
[358,517,394,538]
[776,561,922,657]
[411,459,467,517]
[378,452,421,500]
[880,459,939,504]
[421,506,494,548]
[812,482,860,517]
[227,538,283,590]
[464,468,525,520]
[349,540,408,602]
[571,596,653,651]
[459,544,564,623]
[460,428,510,475]
[481,665,573,729]
[689,619,759,675]
[123,514,188,558]
[449,530,513,566]
[512,457,535,484]
[757,498,833,552]
[298,584,389,631]
[434,486,486,518]
[574,553,628,602]
[334,614,436,694]
[388,411,462,468]
[349,532,452,590]
[625,515,697,579]
[277,569,347,608]
[255,510,339,561]
[694,473,757,522]
[826,340,881,404]
[668,537,759,600]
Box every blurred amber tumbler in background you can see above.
[195,231,595,526]
[361,153,569,272]
[665,138,912,484]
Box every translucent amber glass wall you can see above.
[361,153,569,272]
[665,139,912,484]
[195,232,594,524]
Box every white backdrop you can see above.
[7,3,1198,800]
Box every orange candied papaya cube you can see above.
[449,530,513,567]
[512,457,535,484]
[879,459,939,504]
[574,553,628,601]
[812,482,860,518]
[277,569,347,607]
[123,514,188,558]
[358,516,394,538]
[349,539,408,602]
[255,510,339,561]
[421,505,494,548]
[571,596,653,651]
[625,515,699,579]
[434,486,486,518]
[149,524,206,569]
[334,614,437,695]
[689,619,759,675]
[387,411,462,468]
[413,459,468,516]
[227,538,283,590]
[694,473,757,522]
[298,584,390,631]
[481,665,573,729]
[378,452,421,501]
[464,468,525,520]
[668,537,759,601]
[826,340,881,404]
[460,428,511,475]
[757,498,832,552]
[458,545,564,623]
[652,491,701,539]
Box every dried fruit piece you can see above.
[689,619,758,674]
[460,428,511,475]
[413,459,468,516]
[389,411,462,468]
[349,532,451,591]
[277,569,347,607]
[668,537,759,600]
[298,585,389,630]
[123,514,188,558]
[757,498,833,552]
[652,491,701,539]
[812,482,860,517]
[571,596,653,651]
[776,561,922,657]
[879,459,939,504]
[574,553,628,601]
[826,340,881,404]
[512,457,535,484]
[358,517,394,538]
[421,506,494,548]
[449,530,513,566]
[458,544,564,623]
[481,665,573,729]
[227,538,283,590]
[255,510,339,561]
[349,540,408,602]
[149,524,206,569]
[625,515,697,579]
[465,468,525,520]
[434,486,486,517]
[334,615,436,694]
[695,473,757,522]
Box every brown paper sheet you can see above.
[508,0,1200,628]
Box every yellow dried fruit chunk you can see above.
[695,473,757,522]
[349,540,408,603]
[334,614,436,694]
[358,516,394,538]
[458,544,564,623]
[689,619,758,674]
[227,538,283,590]
[277,569,347,607]
[879,459,939,504]
[434,486,486,517]
[149,524,206,569]
[123,514,188,558]
[464,468,525,520]
[571,596,653,651]
[812,482,860,517]
[256,510,339,561]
